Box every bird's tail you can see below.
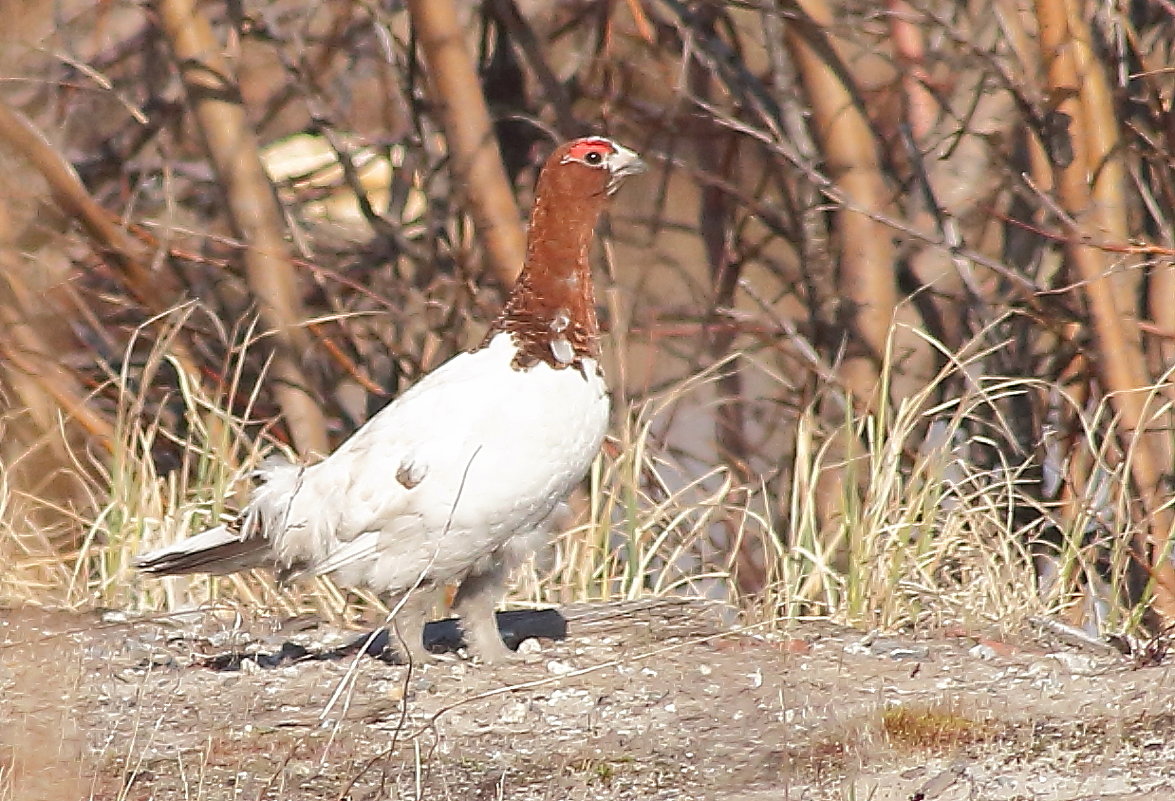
[137,457,306,576]
[135,523,270,576]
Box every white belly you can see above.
[284,332,610,593]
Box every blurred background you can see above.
[1,0,1174,644]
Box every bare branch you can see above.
[408,0,526,285]
[154,0,329,456]
[785,0,897,406]
[1034,0,1175,620]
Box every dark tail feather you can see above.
[136,525,271,576]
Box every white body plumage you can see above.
[254,331,609,591]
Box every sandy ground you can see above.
[2,598,1174,800]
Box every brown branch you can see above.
[624,0,656,44]
[686,10,761,595]
[486,0,579,138]
[0,97,213,433]
[0,274,116,452]
[1034,0,1175,621]
[408,0,526,285]
[154,0,329,457]
[886,0,937,142]
[1070,0,1173,452]
[305,321,387,397]
[0,99,174,312]
[785,0,898,407]
[0,342,116,451]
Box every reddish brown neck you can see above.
[483,159,610,371]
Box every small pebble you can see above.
[969,643,1000,660]
[498,700,529,724]
[1047,651,1100,675]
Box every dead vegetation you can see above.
[0,0,1174,650]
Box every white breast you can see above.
[268,332,610,593]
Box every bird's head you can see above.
[490,136,644,371]
[542,136,647,199]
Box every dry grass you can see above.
[880,703,996,751]
[0,0,1170,646]
[0,313,1149,641]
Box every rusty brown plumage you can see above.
[480,137,644,374]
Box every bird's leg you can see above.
[452,558,518,664]
[389,585,440,665]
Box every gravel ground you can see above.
[2,599,1174,800]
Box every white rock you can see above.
[969,643,1000,660]
[547,659,574,675]
[498,700,529,724]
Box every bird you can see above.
[137,136,646,665]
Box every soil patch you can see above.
[2,599,1174,800]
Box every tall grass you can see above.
[0,316,1151,638]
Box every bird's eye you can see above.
[584,150,604,165]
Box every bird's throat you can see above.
[483,177,608,372]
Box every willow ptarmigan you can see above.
[137,137,645,664]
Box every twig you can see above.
[0,99,171,311]
[154,0,330,457]
[408,0,526,285]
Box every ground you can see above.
[2,599,1174,800]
